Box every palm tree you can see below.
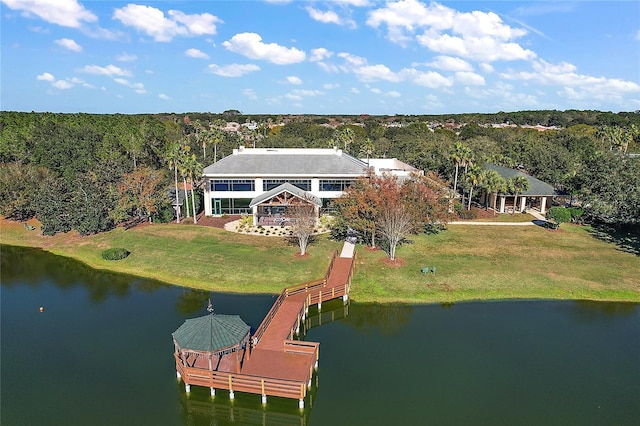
[449,142,472,194]
[359,138,375,166]
[464,169,480,210]
[480,169,506,215]
[334,127,355,153]
[507,175,530,213]
[181,154,202,224]
[165,142,182,223]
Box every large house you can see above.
[202,147,419,225]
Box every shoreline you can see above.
[2,217,639,304]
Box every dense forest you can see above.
[1,110,638,235]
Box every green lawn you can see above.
[2,218,638,303]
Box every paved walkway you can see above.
[449,209,547,226]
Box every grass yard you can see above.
[2,217,638,303]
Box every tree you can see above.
[449,142,472,194]
[506,175,530,213]
[332,170,382,248]
[0,163,50,221]
[546,207,571,229]
[359,138,375,165]
[111,166,166,224]
[463,169,480,210]
[576,151,640,225]
[480,169,506,215]
[333,127,356,153]
[287,197,318,256]
[377,202,413,261]
[181,153,202,224]
[165,141,182,223]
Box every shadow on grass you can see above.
[532,219,557,229]
[587,224,640,257]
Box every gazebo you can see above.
[172,307,251,395]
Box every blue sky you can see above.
[2,0,639,115]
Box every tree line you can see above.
[1,110,638,236]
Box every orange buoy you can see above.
[39,306,44,312]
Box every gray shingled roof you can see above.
[203,152,369,176]
[249,183,322,207]
[172,314,250,353]
[485,163,556,196]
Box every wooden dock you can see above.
[175,244,356,408]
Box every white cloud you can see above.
[113,4,221,42]
[350,87,360,94]
[317,62,340,73]
[114,78,146,94]
[479,63,494,73]
[416,32,535,62]
[353,64,402,82]
[455,71,485,86]
[223,32,306,65]
[501,59,640,103]
[82,64,131,77]
[291,89,323,97]
[207,63,260,77]
[306,6,356,28]
[387,90,401,97]
[369,87,382,94]
[2,0,97,28]
[159,93,170,100]
[323,83,340,89]
[52,80,73,90]
[410,70,453,88]
[243,89,258,100]
[116,53,137,62]
[286,76,302,85]
[54,38,82,52]
[37,72,55,81]
[37,72,75,89]
[367,0,535,62]
[428,56,472,72]
[309,48,334,62]
[185,48,209,59]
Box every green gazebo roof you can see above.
[485,163,556,196]
[172,314,250,353]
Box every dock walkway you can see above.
[175,243,356,408]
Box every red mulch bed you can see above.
[381,257,405,267]
[194,215,241,229]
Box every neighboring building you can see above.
[480,163,557,214]
[202,147,419,224]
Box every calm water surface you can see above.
[1,245,639,425]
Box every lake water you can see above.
[1,245,639,425]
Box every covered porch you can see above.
[249,183,322,227]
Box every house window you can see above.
[211,179,255,191]
[319,179,353,192]
[263,179,311,191]
[216,198,252,214]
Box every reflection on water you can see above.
[2,245,639,426]
[178,380,316,426]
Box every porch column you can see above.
[252,205,259,227]
[540,197,548,214]
[519,196,527,212]
[499,196,506,213]
[204,179,212,216]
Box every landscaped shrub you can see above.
[458,208,478,220]
[101,248,130,261]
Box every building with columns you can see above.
[202,147,420,225]
[480,163,556,214]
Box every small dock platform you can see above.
[174,245,356,408]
